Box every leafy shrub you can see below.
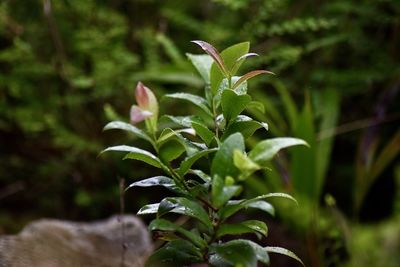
[103,41,307,266]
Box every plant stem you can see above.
[212,99,219,138]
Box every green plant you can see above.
[104,40,308,266]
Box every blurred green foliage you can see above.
[0,0,399,266]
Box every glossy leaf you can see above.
[239,240,270,265]
[102,145,162,168]
[249,137,308,165]
[221,90,251,123]
[157,128,199,156]
[137,203,160,215]
[222,115,268,141]
[252,193,298,205]
[189,169,212,183]
[217,220,268,238]
[123,152,162,168]
[162,115,196,128]
[246,201,275,216]
[191,121,215,145]
[159,197,212,228]
[219,199,275,220]
[164,93,213,117]
[127,176,175,189]
[236,52,258,62]
[211,133,245,179]
[103,121,153,144]
[178,148,218,176]
[211,174,241,208]
[149,219,207,248]
[209,239,257,267]
[219,193,295,219]
[265,247,305,266]
[186,53,213,83]
[230,52,259,74]
[145,239,203,267]
[159,140,186,163]
[210,42,250,95]
[157,128,183,144]
[232,70,274,90]
[233,150,260,180]
[246,100,265,113]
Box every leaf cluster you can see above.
[103,41,307,266]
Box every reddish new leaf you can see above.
[191,40,229,76]
[232,70,275,89]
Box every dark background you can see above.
[0,1,399,266]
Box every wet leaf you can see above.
[101,145,162,168]
[265,247,304,266]
[164,93,213,117]
[221,90,251,123]
[103,121,153,144]
[249,137,308,165]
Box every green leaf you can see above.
[211,175,241,208]
[127,176,183,193]
[164,93,213,117]
[249,137,308,165]
[213,76,248,109]
[221,42,250,74]
[186,53,213,83]
[157,128,199,156]
[246,101,265,113]
[217,220,268,238]
[221,90,251,123]
[219,199,275,220]
[159,140,186,163]
[210,42,250,95]
[265,246,305,266]
[211,133,245,179]
[102,145,162,168]
[246,201,275,216]
[149,219,207,248]
[233,150,261,180]
[145,239,203,267]
[191,121,215,145]
[129,178,182,200]
[238,240,270,265]
[189,169,212,183]
[103,121,153,144]
[222,115,268,141]
[137,203,160,215]
[232,70,274,90]
[209,239,257,267]
[178,148,218,176]
[230,52,259,74]
[218,193,294,220]
[251,193,298,205]
[162,115,195,128]
[158,197,212,229]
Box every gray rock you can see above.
[0,215,153,267]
